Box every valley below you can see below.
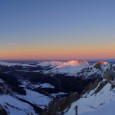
[0,60,115,115]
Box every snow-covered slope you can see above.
[17,89,52,109]
[75,61,114,79]
[0,76,52,115]
[0,95,37,115]
[64,80,115,115]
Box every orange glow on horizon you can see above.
[0,42,115,60]
[0,49,115,60]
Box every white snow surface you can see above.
[0,87,52,114]
[38,83,54,88]
[17,89,52,109]
[65,82,115,115]
[0,95,37,115]
[20,81,54,89]
[30,83,54,89]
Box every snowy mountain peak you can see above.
[57,60,89,68]
[96,61,109,65]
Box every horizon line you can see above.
[0,58,115,61]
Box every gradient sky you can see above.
[0,0,115,60]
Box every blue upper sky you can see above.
[0,0,115,60]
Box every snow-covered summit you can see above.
[96,61,109,65]
[38,60,89,68]
[57,60,89,68]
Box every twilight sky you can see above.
[0,0,115,60]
